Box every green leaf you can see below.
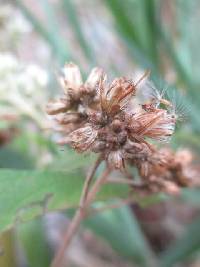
[142,0,159,64]
[0,168,129,233]
[104,0,141,46]
[160,215,200,267]
[84,206,157,267]
[158,17,200,117]
[179,188,200,206]
[104,0,200,131]
[47,149,94,171]
[0,147,33,169]
[104,0,159,68]
[17,218,52,267]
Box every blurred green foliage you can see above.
[0,0,199,266]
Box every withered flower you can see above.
[131,147,199,194]
[48,63,104,112]
[46,62,104,134]
[48,64,177,171]
[48,63,200,267]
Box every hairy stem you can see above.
[51,166,110,267]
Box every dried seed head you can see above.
[46,63,200,194]
[47,63,180,176]
[47,63,106,137]
[132,109,175,142]
[99,77,137,116]
[65,125,98,152]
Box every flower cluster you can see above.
[47,63,200,193]
[47,63,176,169]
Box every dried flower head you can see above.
[47,63,177,171]
[132,147,200,194]
[48,64,200,267]
[46,63,104,134]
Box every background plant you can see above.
[0,1,200,267]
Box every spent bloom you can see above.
[47,63,176,171]
[131,147,200,194]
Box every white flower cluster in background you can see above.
[0,4,31,50]
[0,53,48,127]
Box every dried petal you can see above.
[66,125,97,152]
[133,110,175,142]
[91,141,106,152]
[60,62,83,93]
[84,67,105,92]
[55,113,80,124]
[46,100,69,115]
[101,77,136,115]
[107,150,124,169]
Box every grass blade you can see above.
[62,0,94,63]
[16,0,70,64]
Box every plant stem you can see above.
[80,154,103,206]
[85,167,110,206]
[51,206,84,267]
[51,165,110,267]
